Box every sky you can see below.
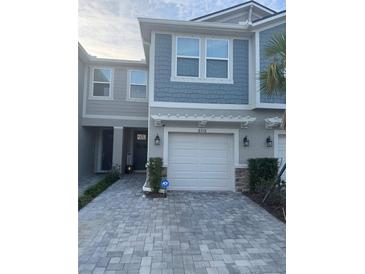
[79,0,286,60]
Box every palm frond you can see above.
[265,33,286,60]
[260,63,286,96]
[259,32,286,96]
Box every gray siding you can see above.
[85,66,148,117]
[78,58,96,178]
[154,34,249,104]
[259,23,286,104]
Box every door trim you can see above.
[163,127,239,167]
[274,129,286,158]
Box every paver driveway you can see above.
[79,174,285,274]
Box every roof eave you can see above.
[138,17,250,44]
[191,1,276,22]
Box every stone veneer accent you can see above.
[235,168,249,192]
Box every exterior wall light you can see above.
[243,136,249,147]
[266,136,273,147]
[154,134,161,145]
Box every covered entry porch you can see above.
[93,127,148,174]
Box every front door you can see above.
[134,131,147,170]
[101,129,113,171]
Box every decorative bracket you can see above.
[198,120,207,127]
[154,119,163,127]
[265,117,283,129]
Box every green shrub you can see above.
[256,179,273,194]
[147,157,163,192]
[248,158,278,193]
[78,194,92,210]
[78,165,121,210]
[105,165,121,183]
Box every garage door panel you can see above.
[170,179,232,191]
[168,132,234,191]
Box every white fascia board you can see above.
[88,57,146,66]
[254,103,286,109]
[78,42,146,65]
[138,17,249,35]
[251,12,286,28]
[192,2,275,22]
[78,43,90,63]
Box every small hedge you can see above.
[146,157,163,192]
[248,158,278,193]
[78,166,120,210]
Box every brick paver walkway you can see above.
[79,174,286,274]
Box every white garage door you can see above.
[168,133,234,191]
[277,134,286,180]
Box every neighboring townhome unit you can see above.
[78,44,149,178]
[78,1,286,192]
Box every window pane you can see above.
[206,59,228,78]
[207,39,228,58]
[177,38,199,57]
[131,71,147,85]
[130,85,146,98]
[177,58,199,77]
[93,83,110,96]
[94,68,111,82]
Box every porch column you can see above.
[112,127,124,170]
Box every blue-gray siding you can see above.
[154,34,249,104]
[259,23,286,104]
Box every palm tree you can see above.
[260,33,286,129]
[260,34,287,212]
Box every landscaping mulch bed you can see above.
[243,192,286,223]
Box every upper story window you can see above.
[176,37,200,77]
[91,68,112,99]
[128,70,147,100]
[206,39,229,79]
[172,35,233,84]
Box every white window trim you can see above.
[171,34,234,84]
[174,36,201,79]
[89,67,113,100]
[205,38,230,80]
[127,69,148,102]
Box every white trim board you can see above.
[150,101,253,110]
[192,2,275,22]
[274,129,286,159]
[83,114,148,121]
[162,127,240,167]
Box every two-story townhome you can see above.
[78,44,149,178]
[78,1,286,192]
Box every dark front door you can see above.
[101,129,113,170]
[134,131,148,170]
